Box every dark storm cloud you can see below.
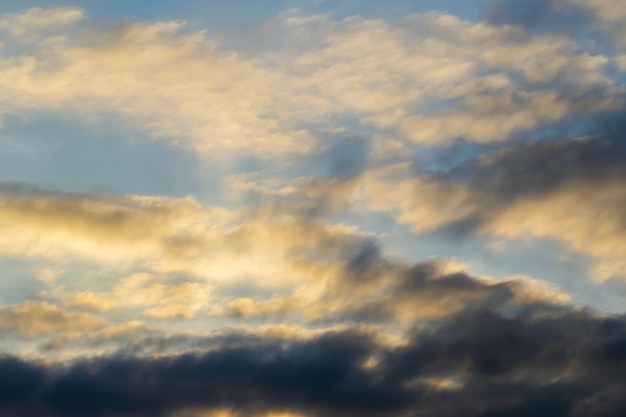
[1,301,626,417]
[0,331,405,417]
[385,307,626,417]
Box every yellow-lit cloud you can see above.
[361,155,626,280]
[0,300,103,337]
[0,7,617,157]
[65,273,213,319]
[0,7,83,37]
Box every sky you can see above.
[1,0,626,416]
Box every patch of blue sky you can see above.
[0,1,489,23]
[0,115,221,201]
[409,141,499,174]
[245,116,373,182]
[521,112,624,145]
[0,0,492,63]
[0,256,51,306]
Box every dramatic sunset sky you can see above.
[1,1,626,416]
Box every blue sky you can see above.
[1,1,626,416]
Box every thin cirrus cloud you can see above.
[1,1,626,417]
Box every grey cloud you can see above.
[486,0,625,52]
[1,302,626,417]
[487,0,559,27]
[486,0,593,33]
[445,133,626,198]
[338,259,564,325]
[380,130,626,279]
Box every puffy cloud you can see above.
[209,250,569,328]
[0,184,221,266]
[343,269,569,325]
[0,181,574,356]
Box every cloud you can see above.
[564,0,626,47]
[0,183,385,288]
[0,301,103,337]
[488,0,626,49]
[0,6,620,160]
[363,133,626,280]
[0,178,615,417]
[280,11,618,145]
[0,300,625,417]
[1,4,626,415]
[341,266,569,325]
[0,7,83,38]
[0,181,573,357]
[64,273,213,319]
[0,13,316,159]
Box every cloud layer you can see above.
[1,2,626,416]
[363,133,626,279]
[0,5,622,160]
[1,300,626,417]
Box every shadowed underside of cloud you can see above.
[488,0,626,48]
[367,128,626,280]
[0,303,625,417]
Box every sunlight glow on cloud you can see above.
[0,5,620,161]
[1,1,626,416]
